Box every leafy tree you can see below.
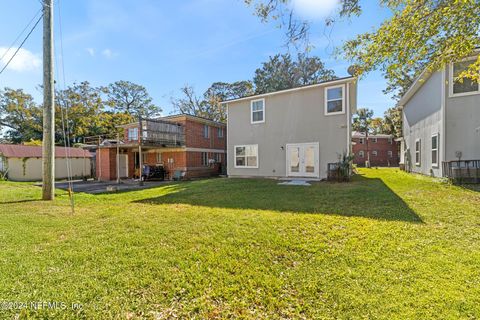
[370,117,386,135]
[254,53,336,94]
[383,106,403,138]
[0,88,42,143]
[172,81,254,122]
[245,0,480,98]
[104,80,161,118]
[352,108,374,166]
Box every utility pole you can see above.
[42,0,55,200]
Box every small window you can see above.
[388,138,393,144]
[156,152,162,164]
[371,137,378,143]
[431,134,439,167]
[451,59,479,96]
[214,153,222,163]
[415,139,421,166]
[358,150,365,158]
[128,127,138,141]
[235,145,258,168]
[251,99,265,124]
[372,150,378,157]
[203,125,209,138]
[388,151,393,158]
[359,138,365,144]
[217,127,224,138]
[325,85,345,115]
[201,152,209,166]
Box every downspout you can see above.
[441,66,447,173]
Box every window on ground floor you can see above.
[415,139,421,166]
[388,151,393,158]
[235,145,258,168]
[156,152,162,163]
[201,152,209,166]
[431,134,439,167]
[358,150,365,158]
[372,150,378,157]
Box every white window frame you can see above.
[431,133,439,168]
[387,150,393,158]
[415,139,421,166]
[449,58,480,98]
[372,150,378,157]
[128,127,139,141]
[359,138,365,144]
[324,84,345,116]
[234,144,259,169]
[250,99,265,124]
[217,127,224,138]
[358,150,365,158]
[156,152,162,164]
[371,137,378,143]
[388,137,393,144]
[201,152,209,166]
[203,125,209,138]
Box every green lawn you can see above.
[0,169,479,319]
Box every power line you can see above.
[0,13,43,76]
[0,8,42,62]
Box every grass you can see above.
[0,168,479,319]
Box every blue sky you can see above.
[0,0,394,117]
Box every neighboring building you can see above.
[96,114,226,181]
[352,131,400,167]
[398,54,480,179]
[0,144,92,182]
[223,77,357,179]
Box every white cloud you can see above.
[0,47,41,72]
[292,0,340,19]
[86,48,95,56]
[101,48,117,59]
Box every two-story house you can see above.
[96,114,226,181]
[352,131,400,167]
[223,77,357,179]
[398,53,480,181]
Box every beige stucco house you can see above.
[223,77,357,180]
[0,144,92,181]
[398,53,480,181]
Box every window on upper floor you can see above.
[388,138,393,144]
[450,59,480,96]
[431,134,439,167]
[325,85,345,115]
[251,99,265,124]
[128,127,138,141]
[371,137,378,143]
[235,145,258,168]
[415,139,421,166]
[203,125,209,138]
[359,138,365,144]
[217,127,224,138]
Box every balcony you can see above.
[442,160,480,184]
[140,118,185,148]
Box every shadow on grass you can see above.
[0,199,39,204]
[133,175,423,223]
[459,184,480,193]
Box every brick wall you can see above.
[183,119,226,150]
[352,137,400,167]
[96,148,117,181]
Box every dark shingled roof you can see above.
[0,144,92,158]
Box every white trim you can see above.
[431,132,439,168]
[448,59,480,98]
[234,144,259,169]
[441,66,446,166]
[250,98,265,124]
[285,142,320,178]
[226,104,230,176]
[324,84,346,116]
[415,138,421,166]
[346,83,351,154]
[221,77,355,105]
[185,147,226,153]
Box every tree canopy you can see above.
[245,0,480,99]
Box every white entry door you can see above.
[286,143,319,178]
[118,154,128,178]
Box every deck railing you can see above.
[442,160,480,184]
[140,118,185,147]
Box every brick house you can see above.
[352,131,400,167]
[96,114,226,181]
